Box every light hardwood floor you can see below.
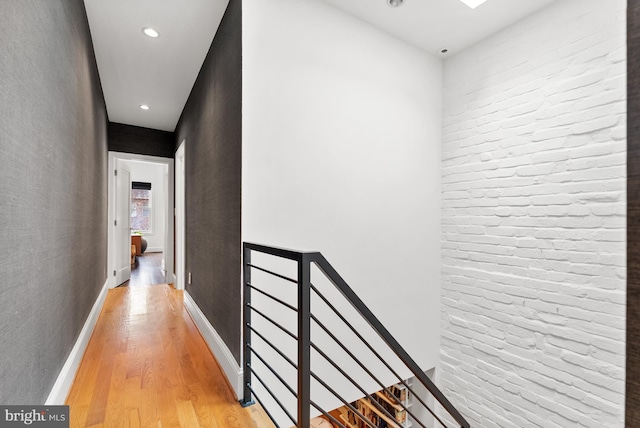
[65,283,274,428]
[122,252,166,288]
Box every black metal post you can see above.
[241,244,254,407]
[297,254,311,428]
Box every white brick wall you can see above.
[440,0,626,426]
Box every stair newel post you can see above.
[297,254,312,428]
[241,244,254,407]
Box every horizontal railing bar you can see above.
[311,306,446,427]
[247,264,298,284]
[310,314,434,428]
[310,371,378,428]
[310,283,408,379]
[248,284,297,312]
[250,367,297,427]
[309,401,347,428]
[247,303,298,341]
[313,257,470,428]
[245,242,320,261]
[247,385,282,428]
[310,342,407,428]
[310,284,445,427]
[248,325,298,369]
[248,347,297,398]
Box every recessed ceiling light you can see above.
[387,0,405,7]
[140,104,150,110]
[142,27,159,38]
[460,0,487,8]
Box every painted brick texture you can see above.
[440,0,626,427]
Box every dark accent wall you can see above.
[629,0,640,424]
[0,0,108,403]
[175,0,242,362]
[108,122,175,158]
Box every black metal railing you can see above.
[241,242,470,428]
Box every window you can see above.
[131,182,152,233]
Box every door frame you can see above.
[107,151,175,289]
[114,162,131,286]
[174,140,186,291]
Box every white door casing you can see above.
[175,140,186,290]
[115,162,131,286]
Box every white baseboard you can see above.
[183,291,243,399]
[46,278,110,405]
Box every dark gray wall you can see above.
[109,122,175,158]
[175,0,242,362]
[0,0,108,403]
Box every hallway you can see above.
[65,284,273,427]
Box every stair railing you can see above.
[241,242,470,428]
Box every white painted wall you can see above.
[121,160,167,253]
[242,0,442,422]
[440,0,626,426]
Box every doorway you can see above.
[107,152,175,289]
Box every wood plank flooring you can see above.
[66,283,274,428]
[122,252,166,288]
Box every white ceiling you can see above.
[84,0,229,132]
[320,0,558,56]
[84,0,558,133]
